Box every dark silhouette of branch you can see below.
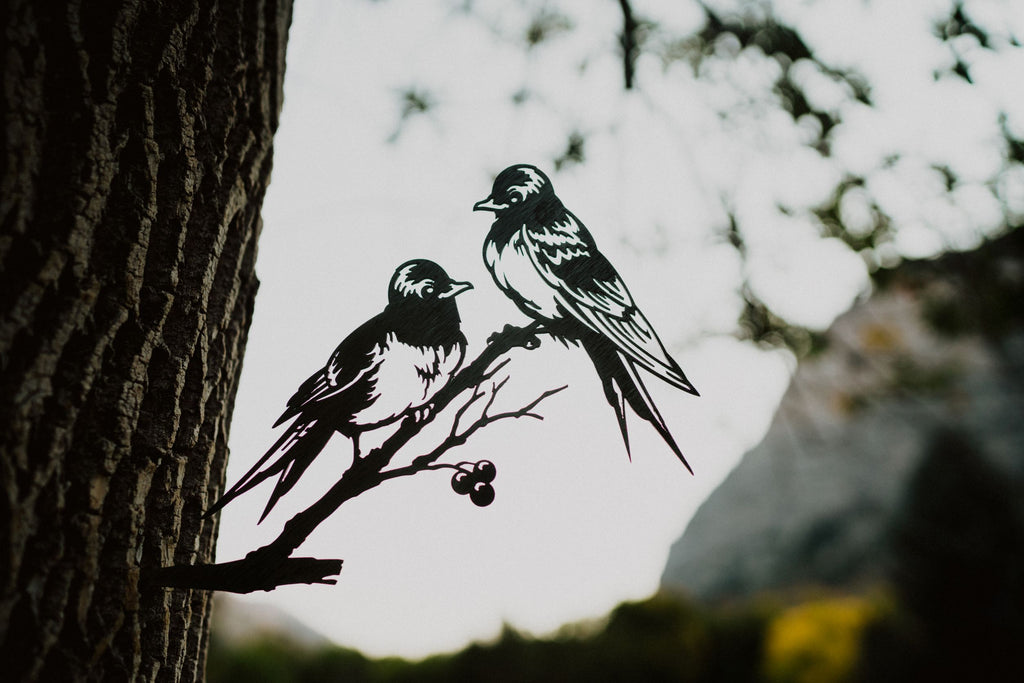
[384,379,568,481]
[149,554,343,593]
[618,0,638,89]
[151,322,557,592]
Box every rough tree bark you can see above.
[1,1,292,680]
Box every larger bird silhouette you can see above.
[474,164,699,472]
[206,259,472,521]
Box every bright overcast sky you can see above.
[216,0,1024,658]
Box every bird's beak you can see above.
[438,280,473,299]
[473,197,506,212]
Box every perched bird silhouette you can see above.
[474,164,699,472]
[205,259,472,521]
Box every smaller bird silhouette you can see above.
[205,260,472,521]
[475,164,699,471]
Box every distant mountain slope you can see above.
[661,228,1024,600]
[212,595,331,650]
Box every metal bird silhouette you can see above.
[474,164,698,471]
[206,259,472,521]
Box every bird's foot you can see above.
[488,323,543,350]
[411,404,433,423]
[486,325,513,345]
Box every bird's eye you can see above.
[423,285,434,296]
[510,195,520,204]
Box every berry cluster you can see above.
[450,460,496,507]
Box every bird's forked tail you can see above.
[203,420,335,522]
[581,334,693,474]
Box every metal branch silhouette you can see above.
[150,321,563,592]
[152,163,700,594]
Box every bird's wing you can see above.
[273,315,388,427]
[523,218,697,394]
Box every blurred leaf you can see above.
[1000,113,1024,164]
[813,176,894,256]
[525,9,572,47]
[763,597,878,683]
[933,2,991,48]
[738,285,826,357]
[398,88,434,119]
[553,131,586,170]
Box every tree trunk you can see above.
[1,1,292,680]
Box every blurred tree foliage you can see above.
[208,592,773,682]
[210,590,967,683]
[874,222,1024,341]
[669,0,1021,355]
[395,0,1022,358]
[858,429,1024,682]
[763,596,879,683]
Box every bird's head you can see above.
[473,164,553,215]
[388,259,473,307]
